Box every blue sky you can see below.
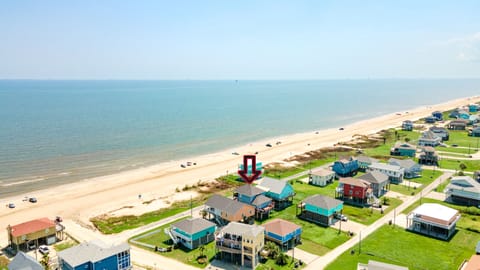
[1,1,479,79]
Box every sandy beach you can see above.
[1,95,480,247]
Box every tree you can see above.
[459,163,467,171]
[405,137,411,143]
[198,245,206,258]
[275,252,289,266]
[265,241,280,259]
[40,253,50,270]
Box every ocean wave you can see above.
[1,178,45,187]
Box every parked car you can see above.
[265,143,272,147]
[8,203,15,208]
[29,197,37,203]
[38,245,49,254]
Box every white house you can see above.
[368,162,404,184]
[309,168,335,187]
[445,176,480,206]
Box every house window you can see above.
[349,190,353,195]
[117,250,131,270]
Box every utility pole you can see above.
[359,231,362,254]
[393,208,396,227]
[190,195,193,217]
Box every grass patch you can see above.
[389,169,443,196]
[325,224,479,270]
[342,197,402,225]
[448,130,480,148]
[437,146,475,154]
[257,257,305,270]
[436,180,450,193]
[264,157,337,179]
[438,159,480,172]
[54,239,79,251]
[91,196,208,234]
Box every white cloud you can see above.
[449,32,480,62]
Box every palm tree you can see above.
[265,241,279,259]
[275,252,288,266]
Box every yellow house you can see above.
[216,222,264,269]
[7,218,62,251]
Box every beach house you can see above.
[332,156,359,177]
[406,203,460,240]
[8,252,43,270]
[58,241,131,270]
[425,116,436,124]
[402,120,413,131]
[388,158,422,179]
[445,176,480,206]
[418,147,439,166]
[429,126,449,141]
[336,177,372,205]
[368,162,404,184]
[7,217,63,252]
[356,156,378,172]
[309,168,335,186]
[358,171,389,198]
[390,142,416,157]
[256,177,295,210]
[233,184,273,220]
[297,194,343,226]
[215,222,264,269]
[166,218,216,250]
[469,104,479,113]
[459,110,470,120]
[262,219,302,251]
[469,127,480,137]
[448,119,469,130]
[418,130,442,147]
[204,194,255,226]
[432,111,443,121]
[469,115,480,125]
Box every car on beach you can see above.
[29,197,37,203]
[232,152,239,155]
[339,127,344,130]
[8,203,15,208]
[265,143,272,147]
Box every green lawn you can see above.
[257,258,305,270]
[389,169,443,196]
[54,239,79,251]
[437,146,475,154]
[325,224,479,270]
[448,130,480,148]
[438,158,480,172]
[342,197,402,225]
[363,130,420,158]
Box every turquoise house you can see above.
[469,104,479,113]
[169,218,216,250]
[257,177,295,210]
[390,142,416,157]
[297,195,343,226]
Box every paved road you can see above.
[305,171,453,269]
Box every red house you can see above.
[336,177,372,205]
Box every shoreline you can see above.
[1,95,479,245]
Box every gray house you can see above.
[402,120,413,131]
[388,158,422,179]
[445,176,480,206]
[8,252,43,270]
[418,131,441,147]
[356,156,378,172]
[358,171,389,198]
[429,126,449,141]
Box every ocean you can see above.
[1,79,479,197]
